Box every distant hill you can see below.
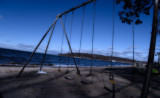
[59,53,144,64]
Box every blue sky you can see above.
[0,0,156,61]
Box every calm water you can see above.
[0,48,130,67]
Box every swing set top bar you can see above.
[58,0,96,18]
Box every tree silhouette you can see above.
[116,0,159,24]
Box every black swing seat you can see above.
[85,73,94,77]
[104,79,120,92]
[58,69,63,73]
[64,70,74,80]
[64,76,74,80]
[104,86,119,92]
[81,80,92,84]
[85,73,92,77]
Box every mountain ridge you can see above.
[60,53,146,64]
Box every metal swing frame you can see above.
[16,0,159,98]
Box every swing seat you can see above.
[104,86,119,92]
[37,70,47,74]
[77,73,81,76]
[64,76,74,80]
[58,69,63,73]
[85,73,92,77]
[104,79,120,92]
[109,79,115,85]
[81,80,92,84]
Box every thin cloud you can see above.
[0,43,16,49]
[17,44,35,49]
[17,44,46,53]
[17,44,60,55]
[6,40,11,42]
[103,47,149,61]
[47,49,60,55]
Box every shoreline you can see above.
[0,63,135,68]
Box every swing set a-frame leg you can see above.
[17,16,59,78]
[39,19,57,71]
[60,17,80,76]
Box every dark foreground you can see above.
[0,66,160,98]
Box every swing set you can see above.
[16,0,159,98]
